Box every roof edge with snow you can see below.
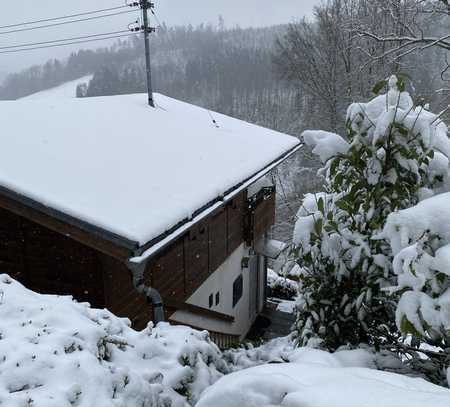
[0,143,302,261]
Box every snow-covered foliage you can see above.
[293,75,450,352]
[0,275,228,407]
[383,192,450,385]
[199,344,450,407]
[267,269,298,300]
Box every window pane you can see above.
[233,275,243,307]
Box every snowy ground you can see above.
[201,343,450,407]
[1,275,449,406]
[0,275,226,407]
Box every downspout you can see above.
[127,260,165,324]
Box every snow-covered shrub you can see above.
[0,275,228,407]
[293,75,450,350]
[267,269,298,300]
[383,192,450,386]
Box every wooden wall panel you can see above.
[149,239,185,299]
[0,208,27,282]
[208,208,228,273]
[227,193,245,255]
[101,254,150,330]
[185,220,209,291]
[20,218,105,307]
[0,207,105,307]
[252,193,276,241]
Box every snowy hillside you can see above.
[20,76,92,100]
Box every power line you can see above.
[0,10,138,36]
[0,32,142,55]
[0,5,134,30]
[0,30,131,51]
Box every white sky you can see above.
[0,1,319,74]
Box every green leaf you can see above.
[317,197,325,215]
[400,316,422,337]
[335,200,348,212]
[314,218,323,236]
[372,79,388,95]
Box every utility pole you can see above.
[140,0,155,107]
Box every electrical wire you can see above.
[0,5,134,30]
[0,10,138,36]
[0,32,142,55]
[148,8,221,127]
[0,30,131,50]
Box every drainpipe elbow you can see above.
[127,260,165,324]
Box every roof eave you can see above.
[131,142,303,263]
[0,184,139,261]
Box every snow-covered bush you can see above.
[267,269,298,300]
[383,192,450,386]
[293,75,450,350]
[0,275,228,407]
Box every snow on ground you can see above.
[201,345,450,407]
[20,76,93,100]
[2,275,449,406]
[0,92,299,247]
[0,275,227,407]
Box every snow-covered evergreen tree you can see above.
[293,75,449,351]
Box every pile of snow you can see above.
[200,345,450,407]
[0,275,227,407]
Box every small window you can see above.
[215,292,220,306]
[232,275,243,308]
[209,294,214,308]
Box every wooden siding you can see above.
[247,188,276,244]
[253,194,276,241]
[208,208,228,273]
[101,254,150,330]
[0,207,105,307]
[143,191,247,307]
[227,193,245,255]
[185,220,210,292]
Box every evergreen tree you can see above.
[293,76,441,350]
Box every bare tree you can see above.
[353,1,449,74]
[274,0,399,133]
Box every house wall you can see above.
[144,192,247,305]
[0,206,106,308]
[184,244,254,338]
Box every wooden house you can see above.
[0,90,301,346]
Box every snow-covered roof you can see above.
[0,90,300,250]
